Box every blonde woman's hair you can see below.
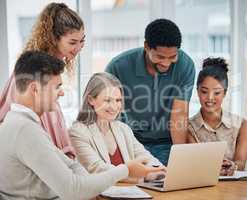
[77,72,124,125]
[23,2,84,74]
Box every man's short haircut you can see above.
[14,51,65,92]
[144,18,182,49]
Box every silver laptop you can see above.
[138,141,226,192]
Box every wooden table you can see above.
[138,181,247,200]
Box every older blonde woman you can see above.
[70,72,164,181]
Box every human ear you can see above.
[29,81,38,95]
[87,95,95,107]
[144,41,149,51]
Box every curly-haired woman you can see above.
[0,2,85,158]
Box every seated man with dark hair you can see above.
[0,51,164,200]
[106,18,195,164]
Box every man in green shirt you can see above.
[106,19,195,164]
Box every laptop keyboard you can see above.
[152,182,164,188]
[143,178,165,188]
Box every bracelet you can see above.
[234,160,246,170]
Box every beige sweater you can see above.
[0,109,128,200]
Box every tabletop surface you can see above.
[104,181,247,200]
[139,181,247,200]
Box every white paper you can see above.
[219,170,247,180]
[101,185,152,199]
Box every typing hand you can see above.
[144,170,166,182]
[126,158,166,178]
[220,159,236,176]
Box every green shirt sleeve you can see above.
[175,57,195,102]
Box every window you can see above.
[208,35,230,54]
[175,0,230,116]
[90,0,150,72]
[7,0,79,126]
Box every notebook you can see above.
[219,170,247,181]
[101,186,152,199]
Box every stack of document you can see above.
[219,170,247,181]
[101,185,152,199]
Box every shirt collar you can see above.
[221,110,232,129]
[11,103,40,123]
[191,111,204,132]
[192,109,231,132]
[135,48,149,77]
[135,48,175,77]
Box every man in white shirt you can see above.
[0,51,164,200]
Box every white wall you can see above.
[6,0,77,72]
[0,0,9,92]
